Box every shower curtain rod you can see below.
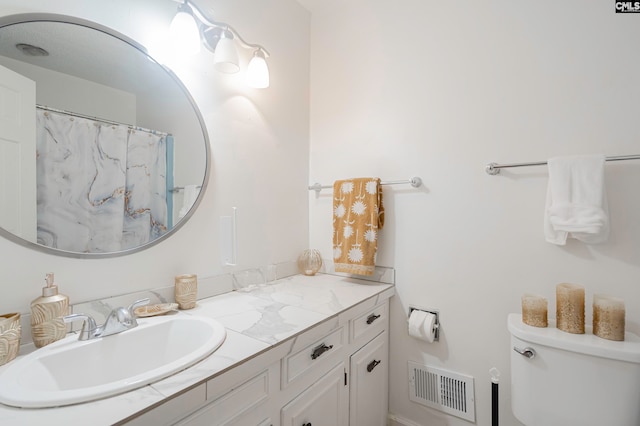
[36,104,171,137]
[308,177,422,193]
[485,154,640,175]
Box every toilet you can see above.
[508,313,640,426]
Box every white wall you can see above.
[0,56,137,124]
[307,1,640,425]
[0,0,310,315]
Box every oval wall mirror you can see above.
[0,14,210,258]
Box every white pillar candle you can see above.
[556,283,585,334]
[593,294,625,341]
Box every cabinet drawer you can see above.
[179,370,269,426]
[282,327,344,387]
[350,302,387,344]
[126,383,206,426]
[179,401,269,426]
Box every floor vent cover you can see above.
[408,361,475,422]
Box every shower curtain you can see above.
[36,109,168,253]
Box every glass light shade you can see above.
[169,8,200,56]
[246,50,270,88]
[213,34,240,73]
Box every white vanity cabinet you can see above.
[345,300,389,426]
[124,295,391,426]
[277,300,389,426]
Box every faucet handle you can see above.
[63,313,98,341]
[127,298,150,317]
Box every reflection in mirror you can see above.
[0,15,209,257]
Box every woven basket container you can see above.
[0,313,21,366]
[175,274,198,310]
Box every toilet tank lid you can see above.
[508,313,640,364]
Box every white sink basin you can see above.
[0,314,226,408]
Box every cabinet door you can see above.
[349,331,388,426]
[281,363,348,426]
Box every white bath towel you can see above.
[178,185,199,219]
[544,155,609,245]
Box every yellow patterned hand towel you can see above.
[333,178,384,276]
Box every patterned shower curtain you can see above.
[122,127,168,249]
[36,109,168,253]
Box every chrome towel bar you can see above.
[486,154,640,175]
[308,177,422,193]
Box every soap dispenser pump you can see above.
[30,273,69,348]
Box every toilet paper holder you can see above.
[408,307,440,341]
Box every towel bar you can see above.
[308,177,422,193]
[486,154,640,175]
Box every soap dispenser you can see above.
[30,273,69,348]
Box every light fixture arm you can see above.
[183,0,270,57]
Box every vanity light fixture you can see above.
[168,3,200,55]
[246,49,269,88]
[169,0,270,88]
[213,29,240,73]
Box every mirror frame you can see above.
[0,13,210,258]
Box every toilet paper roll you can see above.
[408,310,436,343]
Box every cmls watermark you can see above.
[616,1,640,12]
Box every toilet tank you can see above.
[508,313,640,426]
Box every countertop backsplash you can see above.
[13,260,393,348]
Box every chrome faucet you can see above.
[64,298,150,341]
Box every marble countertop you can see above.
[0,273,394,426]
